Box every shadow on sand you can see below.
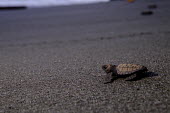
[125,72,158,81]
[104,72,158,84]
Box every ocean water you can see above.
[0,0,110,7]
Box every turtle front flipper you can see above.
[104,75,119,84]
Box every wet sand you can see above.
[0,0,170,113]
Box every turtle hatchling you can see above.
[102,64,148,84]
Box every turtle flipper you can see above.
[126,72,146,81]
[104,76,119,84]
[125,75,143,81]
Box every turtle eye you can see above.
[102,65,108,70]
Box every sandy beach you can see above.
[0,0,170,113]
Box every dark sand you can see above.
[0,0,170,113]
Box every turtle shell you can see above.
[116,64,145,75]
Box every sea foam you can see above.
[0,0,109,7]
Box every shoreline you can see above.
[0,0,111,9]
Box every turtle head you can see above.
[102,64,114,74]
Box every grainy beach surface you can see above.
[0,0,170,113]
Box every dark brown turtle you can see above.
[102,64,148,84]
[141,11,153,16]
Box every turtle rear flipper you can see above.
[126,66,148,81]
[135,66,148,74]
